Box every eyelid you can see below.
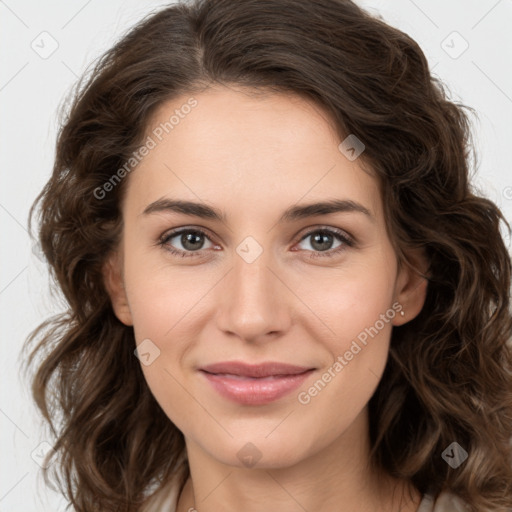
[296,224,354,244]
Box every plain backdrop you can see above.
[1,0,511,510]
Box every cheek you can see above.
[291,251,397,347]
[293,254,397,408]
[124,265,204,430]
[124,251,215,341]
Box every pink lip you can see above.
[199,361,315,405]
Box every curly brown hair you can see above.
[23,0,512,510]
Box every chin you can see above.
[201,429,317,470]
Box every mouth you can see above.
[199,361,315,405]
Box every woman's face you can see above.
[104,84,426,469]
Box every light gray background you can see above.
[1,1,511,510]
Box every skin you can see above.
[103,84,428,512]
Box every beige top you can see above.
[141,481,469,512]
[417,492,469,512]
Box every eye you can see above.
[158,228,216,258]
[294,227,354,259]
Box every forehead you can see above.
[123,85,382,224]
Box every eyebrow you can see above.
[140,197,375,223]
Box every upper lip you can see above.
[199,361,314,378]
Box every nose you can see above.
[214,246,292,344]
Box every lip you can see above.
[199,361,315,405]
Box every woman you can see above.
[24,0,512,511]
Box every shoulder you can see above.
[140,479,180,512]
[139,454,188,512]
[418,491,470,512]
[140,451,188,512]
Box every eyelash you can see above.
[157,226,355,259]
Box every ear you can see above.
[392,246,429,326]
[102,249,133,326]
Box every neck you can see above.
[175,407,421,512]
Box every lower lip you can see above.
[200,370,314,405]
